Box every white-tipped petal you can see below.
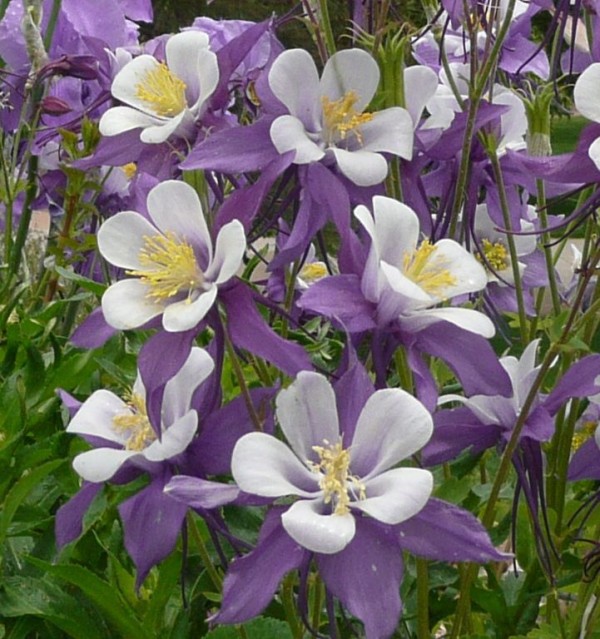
[270,115,325,164]
[102,279,164,330]
[98,211,159,270]
[72,448,139,483]
[574,63,600,123]
[399,307,496,338]
[66,390,129,445]
[144,410,198,461]
[161,285,218,332]
[99,106,161,137]
[360,107,414,160]
[204,220,246,285]
[282,498,356,554]
[320,49,379,110]
[329,147,388,187]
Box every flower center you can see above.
[321,91,373,145]
[311,440,365,516]
[478,238,509,272]
[403,240,457,297]
[135,62,187,117]
[127,231,204,302]
[121,163,137,180]
[112,392,157,451]
[299,262,328,284]
[572,421,597,452]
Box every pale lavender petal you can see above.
[110,55,166,114]
[144,411,198,462]
[354,468,433,524]
[400,307,495,338]
[204,219,246,284]
[270,115,325,164]
[72,448,139,482]
[404,65,439,127]
[99,106,162,137]
[351,389,433,478]
[330,147,388,187]
[161,286,217,332]
[139,111,188,143]
[369,195,420,268]
[360,107,414,159]
[276,371,340,463]
[320,49,379,110]
[427,239,488,299]
[281,498,356,553]
[102,279,164,330]
[66,389,128,444]
[164,476,240,509]
[231,433,320,497]
[165,31,210,100]
[97,211,158,269]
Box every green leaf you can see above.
[203,617,293,639]
[53,265,105,295]
[0,576,105,639]
[26,559,148,639]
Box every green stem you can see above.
[282,574,303,639]
[316,0,336,57]
[186,512,222,591]
[416,558,430,639]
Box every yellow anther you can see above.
[572,421,597,452]
[321,91,373,145]
[478,238,509,272]
[127,231,204,302]
[135,62,187,117]
[403,240,457,297]
[112,392,157,451]
[299,262,328,283]
[121,163,137,180]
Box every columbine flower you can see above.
[357,195,493,336]
[267,48,413,187]
[574,62,600,170]
[99,31,219,143]
[97,180,246,332]
[66,347,214,482]
[231,371,433,554]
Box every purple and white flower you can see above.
[99,31,219,143]
[66,347,214,482]
[267,48,413,186]
[574,62,600,169]
[98,180,246,332]
[231,371,434,554]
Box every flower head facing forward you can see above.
[267,48,414,186]
[66,347,214,482]
[98,180,246,332]
[231,371,434,554]
[99,31,219,143]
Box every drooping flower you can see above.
[267,48,414,186]
[231,371,434,554]
[99,31,219,143]
[97,180,246,332]
[66,347,215,482]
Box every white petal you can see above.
[360,107,414,160]
[161,285,218,332]
[102,279,164,330]
[380,261,433,306]
[162,347,214,424]
[269,49,321,130]
[403,66,439,127]
[320,49,379,111]
[371,196,420,269]
[144,410,198,461]
[146,180,212,255]
[98,211,158,269]
[139,110,189,143]
[204,220,246,284]
[276,371,340,463]
[574,63,600,123]
[353,468,433,524]
[110,55,169,115]
[429,239,488,299]
[191,48,220,111]
[282,498,356,554]
[99,106,162,137]
[66,389,128,445]
[231,433,320,497]
[350,389,433,478]
[72,448,139,482]
[329,147,388,186]
[399,307,496,338]
[588,136,600,171]
[165,31,210,103]
[270,116,325,164]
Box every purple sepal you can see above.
[70,307,116,349]
[544,355,600,415]
[298,274,377,332]
[406,341,439,412]
[74,129,146,170]
[213,509,307,624]
[317,518,403,639]
[519,405,554,443]
[182,118,280,173]
[138,330,196,432]
[414,322,512,398]
[334,356,374,444]
[221,282,312,376]
[164,476,239,509]
[118,476,188,588]
[55,482,103,549]
[395,498,510,563]
[57,389,82,418]
[188,386,278,476]
[422,406,501,466]
[569,438,600,481]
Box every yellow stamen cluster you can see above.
[299,262,328,284]
[403,240,457,297]
[572,421,597,452]
[478,238,509,272]
[112,392,157,451]
[135,62,187,117]
[128,232,204,303]
[310,440,365,516]
[321,91,373,145]
[121,163,137,180]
